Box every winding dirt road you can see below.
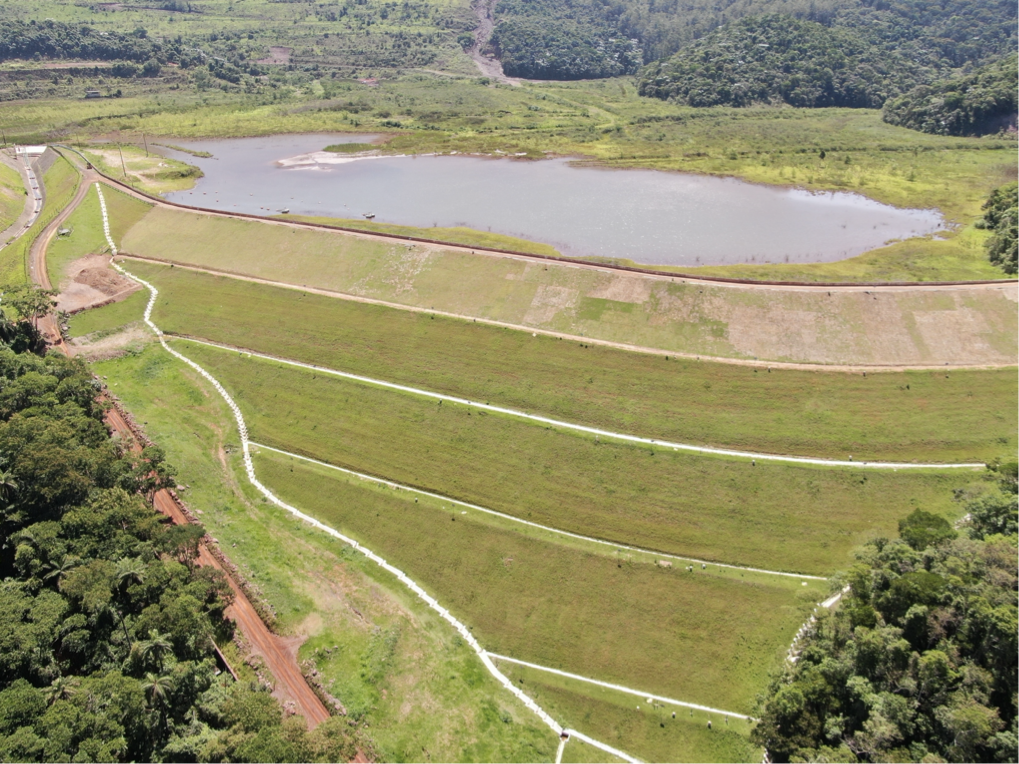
[27,155,330,730]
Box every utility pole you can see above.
[118,144,128,178]
[1,129,6,148]
[142,133,149,156]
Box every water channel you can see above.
[161,133,944,267]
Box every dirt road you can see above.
[104,404,331,727]
[468,0,521,85]
[25,155,331,730]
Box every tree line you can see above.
[753,464,1018,762]
[977,183,1018,275]
[0,290,364,762]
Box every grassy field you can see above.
[89,342,565,763]
[44,182,151,289]
[121,260,1017,463]
[175,339,973,575]
[0,159,25,235]
[117,213,1019,368]
[251,446,816,715]
[279,213,561,257]
[67,288,147,337]
[0,152,79,286]
[494,660,760,763]
[83,145,203,196]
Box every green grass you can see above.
[278,213,561,257]
[175,339,973,575]
[495,661,760,763]
[118,211,1019,368]
[122,260,1017,463]
[90,342,563,763]
[44,185,105,288]
[0,152,79,286]
[0,160,25,235]
[252,446,815,715]
[67,289,148,338]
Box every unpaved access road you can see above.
[26,154,331,731]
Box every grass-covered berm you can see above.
[114,260,1018,463]
[117,212,1019,368]
[494,660,759,763]
[91,340,810,760]
[90,343,565,764]
[251,446,818,716]
[172,339,974,576]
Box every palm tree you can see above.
[44,676,78,704]
[115,557,146,590]
[43,556,80,584]
[141,671,173,730]
[139,629,173,671]
[0,466,18,505]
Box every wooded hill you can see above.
[883,56,1018,137]
[634,0,1016,107]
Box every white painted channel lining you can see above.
[490,653,755,721]
[97,184,640,764]
[166,338,982,471]
[250,440,824,581]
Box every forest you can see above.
[0,301,361,762]
[752,470,1018,763]
[882,56,1018,137]
[634,0,1016,106]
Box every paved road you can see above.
[0,150,42,250]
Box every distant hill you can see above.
[636,14,916,107]
[882,56,1018,136]
[495,0,1016,84]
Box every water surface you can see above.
[161,133,943,266]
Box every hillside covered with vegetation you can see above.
[634,0,1016,104]
[0,307,360,762]
[882,56,1018,137]
[753,467,1018,763]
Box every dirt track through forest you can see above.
[27,170,331,728]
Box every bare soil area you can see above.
[57,253,139,313]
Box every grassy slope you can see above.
[496,661,759,764]
[279,214,561,257]
[177,339,971,575]
[90,343,562,764]
[0,160,25,234]
[119,213,1019,368]
[125,260,1016,463]
[45,183,151,295]
[68,289,148,337]
[253,447,815,715]
[0,153,79,286]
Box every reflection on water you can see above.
[161,133,944,266]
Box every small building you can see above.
[15,146,46,157]
[85,90,101,99]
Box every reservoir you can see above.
[161,133,944,267]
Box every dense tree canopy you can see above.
[0,321,361,762]
[752,464,1018,763]
[976,183,1018,276]
[636,3,1017,106]
[636,14,914,107]
[882,56,1018,136]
